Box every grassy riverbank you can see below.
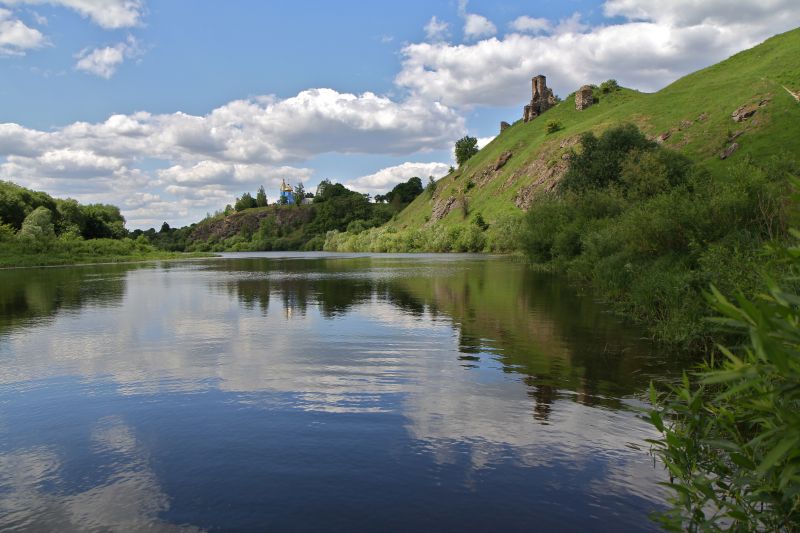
[0,235,211,268]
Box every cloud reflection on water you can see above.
[0,255,680,529]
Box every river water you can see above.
[0,253,685,531]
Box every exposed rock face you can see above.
[731,98,770,122]
[720,142,739,160]
[523,75,558,122]
[431,195,458,222]
[469,151,514,189]
[501,136,579,209]
[575,85,593,110]
[656,131,671,143]
[494,151,512,170]
[500,121,511,132]
[190,205,314,242]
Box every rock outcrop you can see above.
[431,195,458,222]
[494,151,512,170]
[500,121,511,132]
[720,142,739,160]
[731,98,770,122]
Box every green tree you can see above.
[455,136,479,167]
[235,192,257,211]
[0,180,58,230]
[426,176,437,197]
[160,221,171,233]
[384,177,423,205]
[19,206,55,240]
[294,183,305,206]
[55,198,85,236]
[559,123,656,192]
[80,204,126,239]
[256,185,268,207]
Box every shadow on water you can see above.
[0,264,142,336]
[204,255,691,411]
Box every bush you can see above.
[649,238,800,531]
[546,120,562,134]
[486,214,524,253]
[521,122,795,345]
[560,123,656,192]
[599,79,619,93]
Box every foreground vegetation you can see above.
[649,233,800,531]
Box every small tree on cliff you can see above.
[235,192,257,211]
[455,136,479,167]
[293,183,305,206]
[256,186,268,207]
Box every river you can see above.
[0,252,687,531]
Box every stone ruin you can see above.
[575,85,593,110]
[523,75,558,122]
[500,121,510,133]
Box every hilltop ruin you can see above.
[575,85,593,110]
[523,75,558,122]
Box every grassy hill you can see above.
[381,27,800,238]
[322,28,800,346]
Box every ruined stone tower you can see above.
[575,85,594,110]
[523,75,557,122]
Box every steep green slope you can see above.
[392,27,800,233]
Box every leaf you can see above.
[703,439,741,453]
[757,436,797,474]
[650,411,665,433]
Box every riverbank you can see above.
[0,236,213,268]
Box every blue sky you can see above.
[1,0,799,228]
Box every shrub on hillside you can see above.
[599,79,619,93]
[522,121,795,345]
[559,123,656,192]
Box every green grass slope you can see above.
[393,27,800,233]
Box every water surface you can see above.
[0,253,684,531]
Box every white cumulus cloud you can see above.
[0,88,464,227]
[463,13,496,40]
[74,36,140,78]
[0,7,44,55]
[509,16,552,34]
[343,161,451,197]
[396,1,800,107]
[0,0,144,29]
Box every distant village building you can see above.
[279,179,295,204]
